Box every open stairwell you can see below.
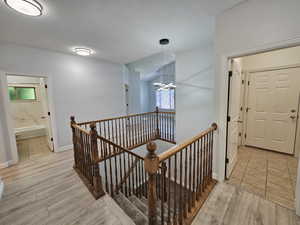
[70,111,218,225]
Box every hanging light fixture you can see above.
[153,38,176,90]
[73,47,93,56]
[4,0,43,16]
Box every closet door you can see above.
[246,67,300,154]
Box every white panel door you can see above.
[246,67,300,154]
[227,59,242,177]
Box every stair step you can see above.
[140,197,173,224]
[129,195,148,215]
[114,193,148,225]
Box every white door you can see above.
[227,59,243,177]
[246,67,300,154]
[40,78,54,151]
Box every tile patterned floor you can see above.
[227,146,299,210]
[17,136,52,162]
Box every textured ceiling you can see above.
[0,0,245,63]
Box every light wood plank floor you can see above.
[0,150,135,225]
[0,149,299,225]
[227,146,299,209]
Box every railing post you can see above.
[70,116,78,169]
[145,141,159,225]
[90,122,105,198]
[161,161,168,202]
[155,107,159,138]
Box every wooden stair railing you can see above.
[144,123,218,225]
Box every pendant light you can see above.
[4,0,43,16]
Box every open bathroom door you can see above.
[40,78,54,152]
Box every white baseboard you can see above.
[57,144,73,152]
[0,160,13,169]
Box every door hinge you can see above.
[45,84,48,89]
[240,107,243,111]
[227,116,231,122]
[248,81,250,86]
[239,132,242,137]
[228,71,233,77]
[246,107,249,112]
[244,133,247,139]
[48,112,51,116]
[226,158,229,164]
[242,80,244,84]
[51,137,53,141]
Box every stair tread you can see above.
[128,195,148,215]
[114,193,148,225]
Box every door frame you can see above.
[0,72,59,165]
[218,41,300,215]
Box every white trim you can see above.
[0,160,13,169]
[217,38,300,214]
[57,145,73,152]
[246,63,300,74]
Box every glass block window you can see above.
[8,87,36,101]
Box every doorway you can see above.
[225,46,300,210]
[6,75,54,162]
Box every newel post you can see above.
[90,123,105,198]
[155,106,159,138]
[145,141,159,225]
[70,116,78,169]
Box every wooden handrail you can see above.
[96,135,145,162]
[158,123,217,162]
[77,111,156,125]
[71,123,90,135]
[114,158,139,194]
[77,110,175,125]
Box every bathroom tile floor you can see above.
[227,146,299,210]
[17,136,51,162]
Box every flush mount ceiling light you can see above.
[73,48,93,56]
[4,0,43,16]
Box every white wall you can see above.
[0,44,125,164]
[175,45,215,143]
[215,0,300,213]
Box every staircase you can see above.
[70,111,218,225]
[114,193,173,225]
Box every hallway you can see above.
[227,146,298,209]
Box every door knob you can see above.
[291,109,296,113]
[290,115,296,119]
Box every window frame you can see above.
[155,88,175,110]
[8,85,37,101]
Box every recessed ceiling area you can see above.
[0,0,246,64]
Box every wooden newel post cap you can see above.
[70,116,75,123]
[147,141,157,153]
[90,122,96,130]
[211,123,217,130]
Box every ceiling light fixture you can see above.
[73,47,93,56]
[4,0,43,16]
